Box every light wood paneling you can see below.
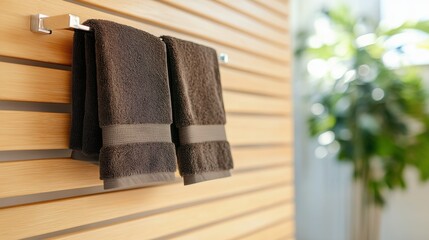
[0,166,292,239]
[0,0,289,80]
[54,186,292,240]
[216,0,288,32]
[0,0,292,238]
[175,203,293,240]
[239,220,294,239]
[226,115,293,145]
[223,91,291,115]
[159,0,287,47]
[0,110,70,151]
[0,62,290,104]
[220,67,290,98]
[0,62,71,103]
[0,146,292,199]
[0,111,292,151]
[77,0,288,63]
[252,0,289,18]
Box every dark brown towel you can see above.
[70,20,177,189]
[162,36,234,185]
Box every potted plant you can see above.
[297,5,429,207]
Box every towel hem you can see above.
[103,172,176,189]
[183,170,231,185]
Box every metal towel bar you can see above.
[30,13,229,63]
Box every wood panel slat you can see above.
[0,111,292,151]
[0,110,70,151]
[0,62,290,104]
[54,186,292,240]
[0,62,71,103]
[226,115,292,145]
[220,67,290,98]
[77,0,288,63]
[159,0,287,47]
[240,220,294,240]
[0,166,292,239]
[175,203,293,240]
[252,0,289,18]
[0,146,292,199]
[215,0,288,32]
[0,0,289,80]
[223,91,290,115]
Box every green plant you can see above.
[297,6,429,205]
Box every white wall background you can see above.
[380,168,429,240]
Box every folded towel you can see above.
[70,20,177,189]
[162,36,234,185]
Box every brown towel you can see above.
[162,36,234,185]
[70,20,177,189]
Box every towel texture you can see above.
[70,20,177,189]
[162,36,234,185]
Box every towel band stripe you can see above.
[102,124,172,146]
[179,124,227,144]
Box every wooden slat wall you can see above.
[0,0,293,239]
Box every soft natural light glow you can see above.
[307,59,328,78]
[371,88,385,101]
[315,146,328,159]
[356,33,377,48]
[311,103,325,116]
[318,131,335,145]
[343,70,357,83]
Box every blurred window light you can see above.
[315,146,328,159]
[318,131,335,145]
[307,58,328,78]
[371,88,385,101]
[381,0,429,67]
[381,0,429,28]
[356,33,377,48]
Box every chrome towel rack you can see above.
[30,13,229,64]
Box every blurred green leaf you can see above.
[299,5,429,206]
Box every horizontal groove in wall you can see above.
[224,64,290,82]
[0,163,292,209]
[232,217,293,239]
[215,0,288,33]
[252,0,289,18]
[158,0,287,48]
[0,166,292,239]
[231,143,292,149]
[1,55,290,84]
[226,111,291,117]
[0,149,71,162]
[225,88,290,99]
[69,0,288,65]
[0,179,179,210]
[0,143,291,162]
[0,97,289,116]
[0,100,71,113]
[0,56,71,71]
[0,60,290,105]
[23,182,291,240]
[157,199,291,240]
[0,111,292,150]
